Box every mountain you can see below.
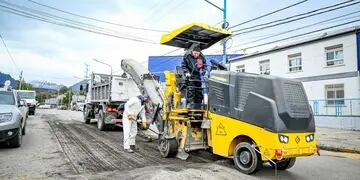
[30,80,65,91]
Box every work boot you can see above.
[125,148,134,153]
[130,145,140,151]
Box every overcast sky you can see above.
[0,0,359,86]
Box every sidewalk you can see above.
[317,127,360,154]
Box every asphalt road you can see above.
[0,109,359,180]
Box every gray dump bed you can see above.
[89,73,141,103]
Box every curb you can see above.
[318,144,360,154]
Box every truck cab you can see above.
[16,90,37,115]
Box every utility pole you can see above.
[18,70,23,90]
[84,63,89,79]
[222,0,228,63]
[204,0,228,63]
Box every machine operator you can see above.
[181,46,207,106]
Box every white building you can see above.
[229,27,360,130]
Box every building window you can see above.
[325,45,343,66]
[288,53,302,72]
[236,65,245,72]
[325,84,344,105]
[259,60,270,74]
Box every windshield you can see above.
[17,91,35,99]
[0,91,15,105]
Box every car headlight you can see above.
[0,113,13,123]
[305,134,315,142]
[278,134,289,144]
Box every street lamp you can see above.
[92,58,113,102]
[93,58,113,76]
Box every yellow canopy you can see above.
[160,22,231,50]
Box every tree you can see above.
[61,91,73,108]
[16,79,33,90]
[59,86,69,94]
[36,92,54,103]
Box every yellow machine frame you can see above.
[162,71,317,161]
[158,22,317,174]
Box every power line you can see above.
[230,10,360,50]
[0,33,20,73]
[0,5,159,44]
[154,0,186,23]
[229,0,308,29]
[145,0,176,22]
[26,0,167,33]
[161,48,183,56]
[231,0,359,34]
[232,19,360,52]
[0,1,157,43]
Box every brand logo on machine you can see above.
[216,123,227,136]
[295,136,300,144]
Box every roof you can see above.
[160,22,231,50]
[0,72,17,89]
[230,26,360,62]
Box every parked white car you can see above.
[38,104,51,109]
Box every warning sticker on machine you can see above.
[216,123,227,136]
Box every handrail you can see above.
[309,98,360,117]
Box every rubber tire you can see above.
[22,121,26,136]
[9,126,22,148]
[97,111,106,131]
[271,158,296,170]
[83,107,91,124]
[159,138,178,158]
[233,142,262,174]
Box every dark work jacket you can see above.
[181,53,206,77]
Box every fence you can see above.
[309,98,360,117]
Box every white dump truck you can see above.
[83,73,141,130]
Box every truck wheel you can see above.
[83,107,91,124]
[271,158,296,170]
[9,126,22,148]
[159,138,178,158]
[97,111,106,131]
[233,142,262,174]
[29,110,35,116]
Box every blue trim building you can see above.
[148,54,241,82]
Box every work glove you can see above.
[142,120,147,129]
[128,115,136,121]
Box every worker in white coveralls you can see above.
[123,95,149,153]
